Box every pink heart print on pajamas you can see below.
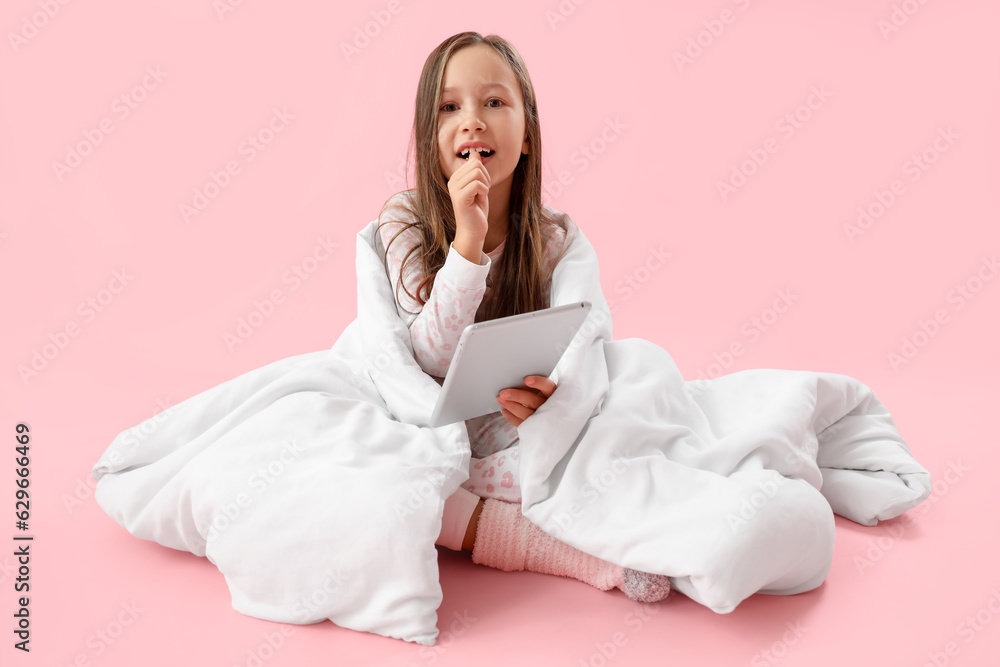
[462,444,521,503]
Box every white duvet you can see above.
[91,211,932,645]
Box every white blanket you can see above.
[91,212,931,646]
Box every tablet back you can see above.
[428,301,592,427]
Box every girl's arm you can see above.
[379,216,492,378]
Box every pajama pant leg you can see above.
[436,444,522,550]
[460,443,522,503]
[436,485,481,551]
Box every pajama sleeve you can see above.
[378,211,493,378]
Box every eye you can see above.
[439,98,504,113]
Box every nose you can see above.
[458,106,485,133]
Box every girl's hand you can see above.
[496,375,557,428]
[446,147,490,241]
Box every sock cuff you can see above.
[471,499,527,572]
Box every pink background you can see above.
[2,0,999,665]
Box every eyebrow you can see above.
[440,82,512,95]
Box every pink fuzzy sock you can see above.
[470,498,670,603]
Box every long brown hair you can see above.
[376,31,571,322]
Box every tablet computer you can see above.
[428,301,592,427]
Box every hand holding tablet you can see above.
[427,301,592,427]
[496,374,559,427]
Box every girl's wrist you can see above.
[452,232,485,265]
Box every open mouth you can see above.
[458,148,495,160]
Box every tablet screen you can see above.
[428,301,591,427]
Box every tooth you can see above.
[459,147,492,158]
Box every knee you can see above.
[755,476,835,595]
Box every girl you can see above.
[375,32,670,603]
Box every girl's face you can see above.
[437,44,529,186]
